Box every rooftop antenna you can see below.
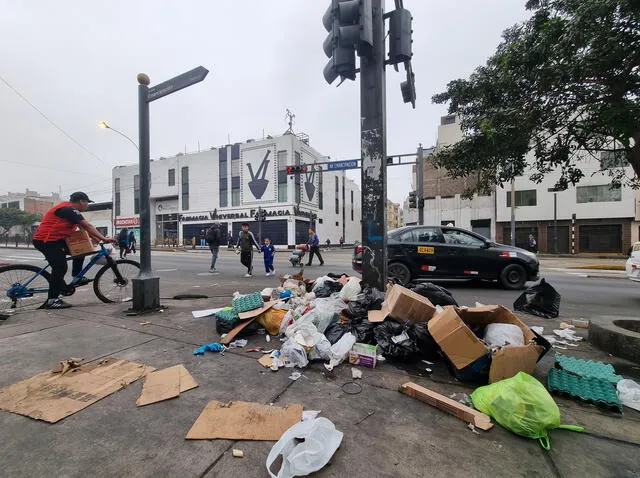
[284,109,295,135]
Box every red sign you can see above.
[114,217,140,227]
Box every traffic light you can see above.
[388,8,413,64]
[286,165,308,175]
[408,191,417,208]
[322,0,374,85]
[401,71,416,107]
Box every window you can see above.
[600,151,628,169]
[443,229,485,246]
[7,201,19,209]
[168,169,175,186]
[335,176,339,214]
[277,151,288,202]
[232,189,240,207]
[506,190,537,207]
[231,158,240,177]
[441,115,456,125]
[576,184,622,203]
[398,227,442,243]
[133,175,140,214]
[114,178,121,216]
[181,166,189,210]
[219,148,228,207]
[350,190,354,221]
[318,166,323,210]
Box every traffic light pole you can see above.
[417,144,425,226]
[360,0,387,291]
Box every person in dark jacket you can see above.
[306,228,324,266]
[206,223,222,273]
[127,231,137,254]
[235,223,261,277]
[118,228,129,259]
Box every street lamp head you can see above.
[137,73,150,86]
[98,121,110,129]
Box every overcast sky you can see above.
[0,0,529,204]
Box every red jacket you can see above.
[33,202,80,242]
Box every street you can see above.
[0,247,636,321]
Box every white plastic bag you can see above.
[324,332,356,371]
[312,276,336,293]
[484,323,525,347]
[309,333,332,361]
[96,244,117,265]
[285,321,319,348]
[298,308,338,334]
[339,277,362,299]
[617,379,640,411]
[281,338,309,368]
[266,417,343,478]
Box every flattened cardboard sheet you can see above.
[0,358,152,423]
[186,400,303,440]
[136,364,198,407]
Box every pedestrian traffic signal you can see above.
[408,191,417,208]
[286,165,308,175]
[322,0,374,85]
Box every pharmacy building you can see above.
[112,133,362,247]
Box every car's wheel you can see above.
[499,263,527,290]
[388,262,411,284]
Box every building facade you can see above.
[112,133,361,247]
[0,189,61,215]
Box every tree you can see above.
[0,208,41,245]
[432,0,640,195]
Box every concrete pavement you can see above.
[1,285,639,477]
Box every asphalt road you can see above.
[1,247,637,320]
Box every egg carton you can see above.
[232,292,264,313]
[548,368,622,413]
[214,307,240,324]
[555,356,622,384]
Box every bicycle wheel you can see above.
[0,264,51,314]
[93,259,140,304]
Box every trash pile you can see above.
[195,271,552,386]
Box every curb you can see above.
[567,264,626,271]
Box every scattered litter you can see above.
[569,319,589,329]
[402,382,493,431]
[449,393,472,408]
[513,278,561,319]
[266,417,343,478]
[351,368,363,379]
[472,372,584,449]
[422,360,434,365]
[341,381,363,395]
[530,326,544,335]
[349,343,378,368]
[548,368,622,413]
[192,308,223,318]
[377,354,386,362]
[468,423,481,435]
[325,332,356,371]
[484,323,525,347]
[353,410,375,425]
[553,329,583,342]
[245,347,263,353]
[266,335,271,343]
[559,322,574,329]
[302,410,321,421]
[262,349,274,354]
[288,371,302,381]
[139,321,152,326]
[617,379,640,412]
[186,401,303,440]
[52,357,84,375]
[232,449,244,458]
[229,339,248,348]
[193,342,225,355]
[137,364,198,407]
[555,356,622,384]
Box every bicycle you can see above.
[0,243,140,315]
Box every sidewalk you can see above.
[1,295,638,477]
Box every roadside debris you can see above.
[513,278,561,319]
[193,342,225,355]
[232,449,244,458]
[136,364,198,407]
[617,379,640,412]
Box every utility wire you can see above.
[0,75,110,166]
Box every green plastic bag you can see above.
[470,372,583,449]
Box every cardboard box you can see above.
[65,229,98,256]
[428,305,548,383]
[368,285,436,323]
[349,343,378,368]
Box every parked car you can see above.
[626,242,640,282]
[352,225,540,289]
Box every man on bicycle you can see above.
[33,191,116,309]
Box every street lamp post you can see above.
[98,121,139,151]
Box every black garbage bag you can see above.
[373,321,420,362]
[350,319,377,344]
[410,322,441,361]
[513,278,561,319]
[410,282,458,306]
[324,322,350,344]
[343,287,386,320]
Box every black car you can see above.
[352,225,539,289]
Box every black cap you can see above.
[69,191,94,203]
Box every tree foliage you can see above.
[0,208,41,238]
[432,0,640,195]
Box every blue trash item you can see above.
[193,342,224,355]
[280,290,293,299]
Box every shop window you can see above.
[506,190,537,207]
[576,184,621,203]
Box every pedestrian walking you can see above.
[528,234,538,253]
[199,230,206,247]
[261,237,276,276]
[306,228,324,266]
[118,228,129,259]
[206,223,222,273]
[339,236,344,248]
[127,231,137,254]
[236,223,261,277]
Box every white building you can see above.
[112,133,361,247]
